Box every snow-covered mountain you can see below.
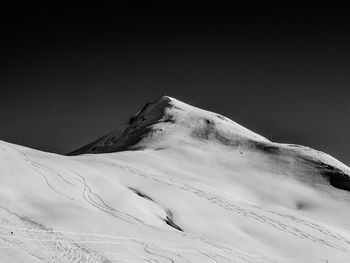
[1,96,350,262]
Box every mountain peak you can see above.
[69,96,268,155]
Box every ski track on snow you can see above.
[2,147,349,262]
[100,158,350,252]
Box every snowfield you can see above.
[1,96,350,262]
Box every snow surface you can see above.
[1,96,350,262]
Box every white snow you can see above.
[1,96,350,262]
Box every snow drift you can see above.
[1,96,350,262]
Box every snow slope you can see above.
[1,96,350,262]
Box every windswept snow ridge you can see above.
[1,96,350,262]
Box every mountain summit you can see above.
[69,96,268,155]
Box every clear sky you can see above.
[1,9,350,165]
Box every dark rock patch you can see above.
[216,114,228,122]
[165,210,183,232]
[128,187,154,201]
[320,164,350,192]
[298,157,350,192]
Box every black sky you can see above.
[1,9,350,165]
